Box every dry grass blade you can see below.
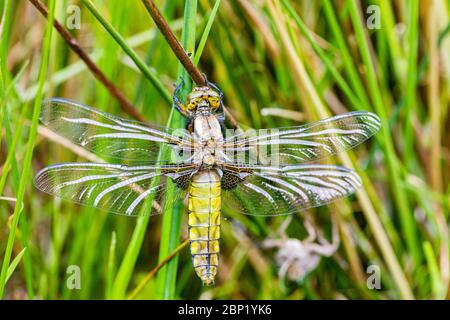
[268,0,413,299]
[127,239,189,300]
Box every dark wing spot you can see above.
[161,168,193,189]
[173,174,191,189]
[221,171,246,190]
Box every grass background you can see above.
[0,0,449,299]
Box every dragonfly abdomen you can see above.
[188,169,221,286]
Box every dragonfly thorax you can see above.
[192,113,224,166]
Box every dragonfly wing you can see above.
[41,98,194,164]
[223,111,380,165]
[221,164,361,216]
[34,163,196,216]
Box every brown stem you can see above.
[28,0,145,122]
[142,0,205,86]
[141,0,239,129]
[127,239,189,300]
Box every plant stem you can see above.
[141,0,205,86]
[141,0,239,129]
[128,239,189,300]
[81,0,172,106]
[28,0,145,122]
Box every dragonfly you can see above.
[34,81,381,286]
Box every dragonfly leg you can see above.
[204,76,224,99]
[173,79,189,117]
[203,75,227,121]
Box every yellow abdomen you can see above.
[188,169,221,286]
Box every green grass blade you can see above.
[347,0,419,270]
[423,242,445,299]
[105,232,117,299]
[321,1,371,107]
[0,0,56,299]
[281,0,362,108]
[194,0,221,66]
[132,2,177,107]
[110,215,151,298]
[81,0,172,105]
[403,0,420,170]
[375,0,406,80]
[5,248,26,284]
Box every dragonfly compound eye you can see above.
[209,97,220,109]
[187,101,197,110]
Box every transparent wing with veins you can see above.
[221,111,381,215]
[40,98,194,164]
[221,164,362,216]
[34,162,196,216]
[222,112,381,165]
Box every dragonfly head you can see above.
[186,86,221,115]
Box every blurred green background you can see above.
[0,0,449,299]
